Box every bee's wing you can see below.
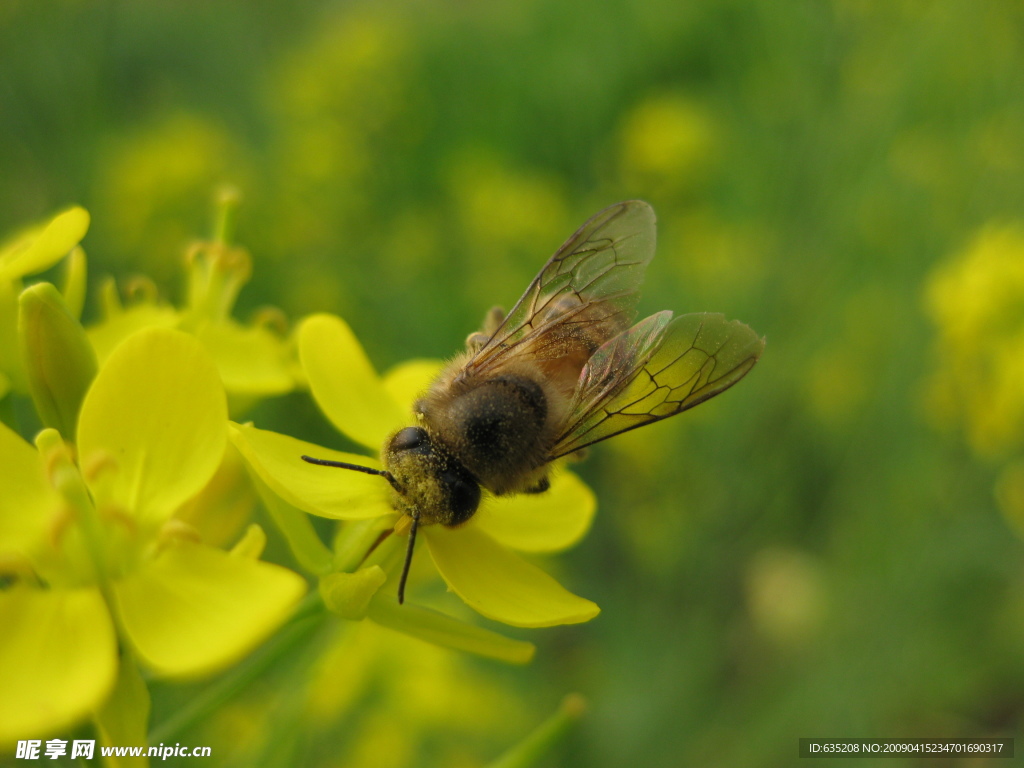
[464,201,657,377]
[550,312,764,459]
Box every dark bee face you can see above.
[383,426,481,526]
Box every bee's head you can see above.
[300,426,481,606]
[383,426,480,527]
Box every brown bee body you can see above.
[306,200,765,602]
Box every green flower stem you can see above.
[94,652,151,755]
[248,470,334,575]
[485,694,588,768]
[35,429,110,591]
[147,591,326,745]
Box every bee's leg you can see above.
[465,305,506,353]
[524,475,550,494]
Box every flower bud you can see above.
[319,566,388,620]
[19,282,98,440]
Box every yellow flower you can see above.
[87,194,296,415]
[231,313,599,629]
[618,93,716,194]
[93,112,248,264]
[925,224,1024,456]
[0,327,305,745]
[310,621,530,766]
[0,207,90,398]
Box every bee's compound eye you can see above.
[391,426,427,453]
[445,472,481,524]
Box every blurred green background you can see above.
[4,0,1024,765]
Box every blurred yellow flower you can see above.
[746,547,827,647]
[87,212,297,415]
[0,327,305,745]
[665,208,768,300]
[925,224,1024,456]
[618,93,716,194]
[446,151,568,302]
[305,621,529,767]
[94,112,249,264]
[231,313,599,630]
[267,9,413,265]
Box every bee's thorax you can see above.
[420,372,556,496]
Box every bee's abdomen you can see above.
[432,375,548,494]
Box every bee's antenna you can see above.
[301,455,403,494]
[397,510,420,605]
[303,454,415,603]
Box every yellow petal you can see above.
[297,314,404,450]
[0,421,58,556]
[77,328,228,525]
[173,441,256,548]
[0,206,90,280]
[0,587,117,746]
[113,543,306,678]
[194,320,294,397]
[230,422,394,520]
[382,359,443,414]
[86,303,180,364]
[423,525,599,628]
[472,470,596,553]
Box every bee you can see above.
[303,201,764,602]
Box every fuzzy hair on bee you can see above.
[417,355,562,497]
[303,200,765,603]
